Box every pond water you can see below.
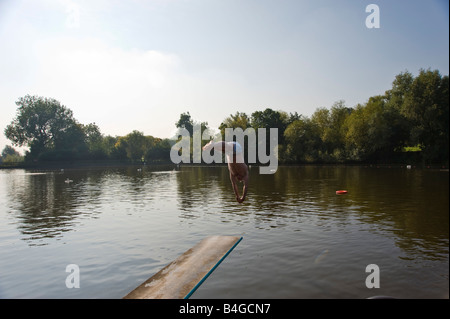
[0,165,448,298]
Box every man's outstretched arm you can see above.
[230,172,249,203]
[239,175,249,203]
[230,172,241,202]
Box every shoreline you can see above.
[1,161,448,171]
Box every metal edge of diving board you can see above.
[123,236,243,299]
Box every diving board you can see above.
[123,236,243,299]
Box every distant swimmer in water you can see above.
[202,141,249,203]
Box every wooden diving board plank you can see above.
[123,236,243,299]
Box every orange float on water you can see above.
[336,190,348,195]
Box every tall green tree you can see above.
[363,96,397,160]
[4,95,80,160]
[284,116,320,163]
[344,95,410,162]
[402,69,449,162]
[115,130,148,163]
[385,70,414,111]
[102,135,121,159]
[384,69,449,163]
[145,138,172,162]
[250,108,288,148]
[310,101,351,162]
[344,103,368,160]
[219,111,250,136]
[51,122,88,160]
[175,112,194,136]
[83,123,105,159]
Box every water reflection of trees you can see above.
[6,169,109,245]
[175,166,229,220]
[6,165,180,246]
[345,167,449,260]
[175,166,449,260]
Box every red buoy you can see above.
[336,190,348,195]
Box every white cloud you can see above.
[30,37,184,136]
[37,38,180,90]
[65,1,80,29]
[24,35,268,139]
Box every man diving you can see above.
[202,141,249,203]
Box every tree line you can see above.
[3,95,173,164]
[175,68,448,165]
[2,68,449,166]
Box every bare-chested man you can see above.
[202,141,249,203]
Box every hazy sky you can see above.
[0,0,448,153]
